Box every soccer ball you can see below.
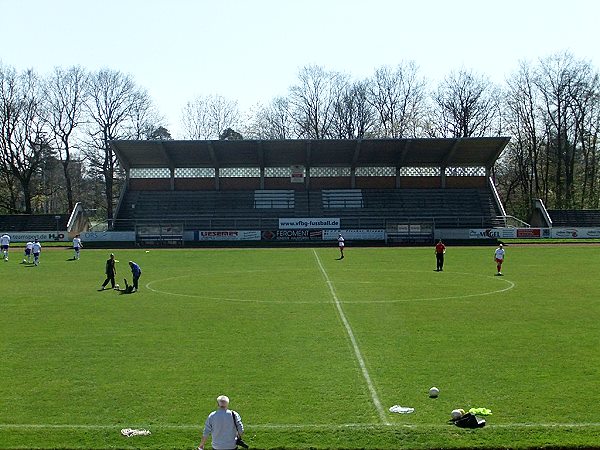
[451,409,465,420]
[114,284,120,290]
[429,387,439,398]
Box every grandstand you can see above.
[110,137,510,244]
[0,214,69,232]
[546,209,600,227]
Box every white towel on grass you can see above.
[389,405,415,414]
[121,428,151,437]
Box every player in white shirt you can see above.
[494,243,505,276]
[338,233,345,259]
[32,239,42,266]
[1,233,10,261]
[23,241,34,264]
[72,234,83,260]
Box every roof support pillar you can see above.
[215,167,220,191]
[260,167,265,189]
[440,165,446,189]
[170,168,175,191]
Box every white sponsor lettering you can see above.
[279,218,340,229]
[6,231,69,242]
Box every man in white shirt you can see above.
[32,239,42,266]
[494,243,505,276]
[338,233,345,259]
[72,234,83,260]
[198,395,244,450]
[1,233,10,261]
[23,241,34,264]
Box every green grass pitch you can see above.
[0,245,599,449]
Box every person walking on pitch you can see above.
[494,243,505,276]
[101,253,117,290]
[338,233,345,259]
[1,233,10,261]
[435,239,446,271]
[32,239,42,266]
[23,241,33,263]
[72,234,83,260]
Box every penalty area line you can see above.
[312,249,389,426]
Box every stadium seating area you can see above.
[547,209,600,227]
[114,188,502,230]
[0,214,69,231]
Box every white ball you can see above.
[429,387,439,397]
[114,284,120,290]
[451,409,464,420]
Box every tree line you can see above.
[1,51,599,221]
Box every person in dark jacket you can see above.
[129,261,142,292]
[101,253,117,290]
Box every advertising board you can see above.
[81,231,136,242]
[550,227,600,238]
[262,230,323,241]
[279,218,340,229]
[322,229,385,240]
[6,231,69,242]
[468,228,517,239]
[195,230,261,241]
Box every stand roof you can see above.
[111,137,510,170]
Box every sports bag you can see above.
[454,412,486,428]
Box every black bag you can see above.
[232,410,249,448]
[454,412,486,428]
[235,436,249,449]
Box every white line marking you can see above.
[1,422,599,430]
[312,249,389,425]
[146,272,514,304]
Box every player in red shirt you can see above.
[435,239,446,271]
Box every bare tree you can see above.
[84,69,152,221]
[534,52,599,208]
[44,65,88,211]
[368,62,427,138]
[0,65,50,213]
[429,69,500,138]
[129,87,165,140]
[243,97,293,139]
[331,80,375,139]
[500,61,546,217]
[181,94,239,139]
[288,65,346,138]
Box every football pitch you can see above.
[1,245,599,449]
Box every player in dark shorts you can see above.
[101,253,117,289]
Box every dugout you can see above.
[110,137,509,245]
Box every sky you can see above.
[1,0,598,138]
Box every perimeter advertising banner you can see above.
[468,228,517,239]
[195,230,261,241]
[6,231,69,242]
[516,228,543,238]
[279,218,340,229]
[262,230,323,241]
[550,227,600,238]
[81,231,136,242]
[322,229,386,241]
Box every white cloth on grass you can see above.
[389,405,415,414]
[120,428,151,437]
